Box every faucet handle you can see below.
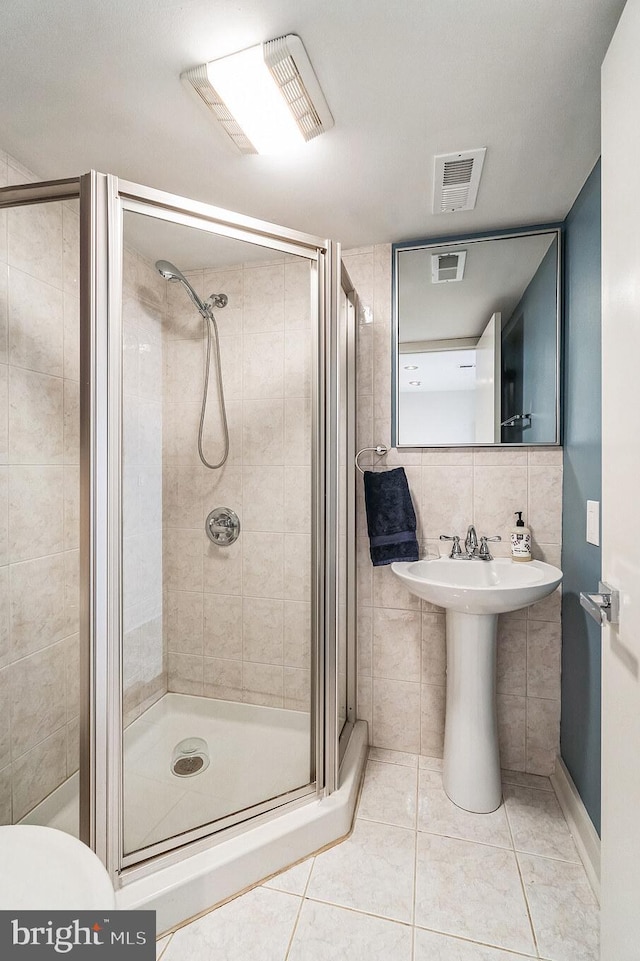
[440,534,462,557]
[479,535,501,559]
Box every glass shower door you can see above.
[119,208,319,856]
[79,173,340,872]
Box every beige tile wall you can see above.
[0,150,81,822]
[121,242,167,727]
[343,244,563,776]
[162,256,313,712]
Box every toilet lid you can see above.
[0,826,116,909]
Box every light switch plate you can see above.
[587,500,600,546]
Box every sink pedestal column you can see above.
[443,610,502,813]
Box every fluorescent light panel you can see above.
[182,35,333,155]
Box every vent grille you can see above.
[433,149,487,213]
[443,159,475,185]
[431,250,467,283]
[264,37,325,142]
[182,64,255,153]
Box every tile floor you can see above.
[155,747,599,961]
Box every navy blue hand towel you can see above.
[363,467,419,566]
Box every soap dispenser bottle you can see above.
[510,511,532,562]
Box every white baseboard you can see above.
[551,754,601,903]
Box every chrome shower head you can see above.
[155,259,207,316]
[156,259,189,284]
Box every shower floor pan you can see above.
[22,693,367,931]
[23,692,311,851]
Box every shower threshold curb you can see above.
[116,720,368,934]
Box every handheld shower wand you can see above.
[155,260,229,469]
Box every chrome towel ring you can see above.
[355,445,388,474]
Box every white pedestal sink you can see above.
[391,557,562,813]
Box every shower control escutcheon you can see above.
[206,507,240,546]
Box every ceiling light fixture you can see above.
[182,35,333,155]
[404,365,418,370]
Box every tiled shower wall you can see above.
[344,244,563,776]
[162,257,313,712]
[0,150,80,822]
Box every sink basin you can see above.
[391,555,563,814]
[391,557,562,614]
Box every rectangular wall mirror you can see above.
[392,227,561,447]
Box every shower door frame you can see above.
[337,266,359,762]
[0,171,355,883]
[79,171,348,882]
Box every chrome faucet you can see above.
[465,525,479,558]
[439,527,501,560]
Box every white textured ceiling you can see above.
[0,0,625,248]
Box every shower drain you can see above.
[171,737,210,778]
[173,756,204,776]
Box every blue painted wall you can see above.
[561,161,602,833]
[503,240,558,442]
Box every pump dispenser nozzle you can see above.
[515,511,524,527]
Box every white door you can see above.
[600,1,640,956]
[474,312,501,442]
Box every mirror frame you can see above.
[391,224,563,448]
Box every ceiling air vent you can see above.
[433,148,486,213]
[431,250,467,283]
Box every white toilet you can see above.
[0,825,116,909]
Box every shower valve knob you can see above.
[206,507,240,546]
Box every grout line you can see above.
[282,891,306,961]
[282,853,316,961]
[410,761,420,960]
[154,933,173,960]
[471,455,476,527]
[413,923,540,960]
[415,827,516,853]
[501,773,553,792]
[366,755,420,771]
[504,795,540,958]
[303,894,413,929]
[300,857,315,898]
[513,848,587,868]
